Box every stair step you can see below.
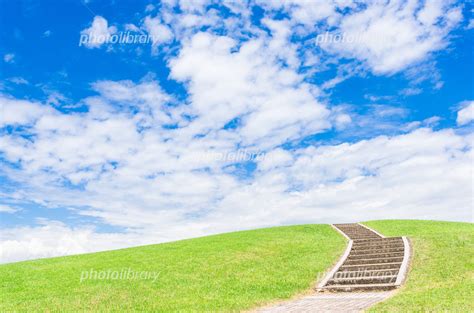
[352,245,404,252]
[353,238,403,245]
[348,252,405,260]
[328,275,397,285]
[351,247,404,253]
[340,231,376,233]
[353,237,402,244]
[324,224,407,292]
[349,236,382,240]
[334,269,399,277]
[339,262,402,271]
[322,283,398,292]
[352,242,403,248]
[342,231,378,234]
[343,257,404,266]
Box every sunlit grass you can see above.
[364,220,474,312]
[3,220,470,312]
[0,224,344,312]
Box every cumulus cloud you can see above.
[1,1,471,264]
[169,32,329,148]
[91,79,173,124]
[1,125,472,264]
[1,89,472,263]
[457,101,474,126]
[316,1,462,74]
[0,95,52,127]
[257,0,344,28]
[143,16,173,49]
[80,16,117,48]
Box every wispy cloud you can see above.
[457,101,474,126]
[3,53,15,63]
[0,204,18,213]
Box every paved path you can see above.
[256,291,393,312]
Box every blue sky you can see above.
[0,0,473,263]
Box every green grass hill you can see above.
[0,220,472,312]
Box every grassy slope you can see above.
[364,220,474,312]
[0,224,344,312]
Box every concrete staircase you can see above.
[318,223,410,292]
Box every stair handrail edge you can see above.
[395,236,411,286]
[317,225,353,290]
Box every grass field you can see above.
[1,220,472,312]
[0,224,345,312]
[364,220,474,312]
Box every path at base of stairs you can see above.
[257,291,394,313]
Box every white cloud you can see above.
[468,19,474,30]
[0,1,471,264]
[80,16,117,49]
[235,128,473,226]
[334,113,352,130]
[400,87,422,96]
[145,4,155,12]
[317,1,462,74]
[1,100,472,264]
[142,16,173,49]
[3,53,15,63]
[0,204,17,213]
[0,96,52,127]
[90,79,176,131]
[0,220,151,263]
[169,32,329,148]
[327,104,412,138]
[257,0,344,28]
[7,77,29,85]
[457,101,474,126]
[258,148,293,171]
